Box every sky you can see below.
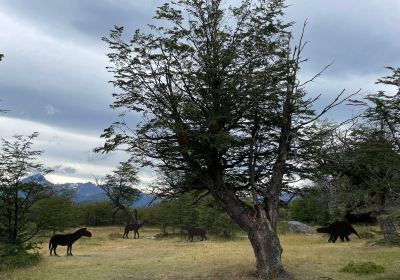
[0,0,399,184]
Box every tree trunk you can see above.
[248,224,291,280]
[210,187,292,280]
[377,216,399,240]
[13,189,18,242]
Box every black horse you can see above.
[49,228,92,256]
[182,226,207,241]
[123,221,146,239]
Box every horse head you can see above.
[79,228,92,237]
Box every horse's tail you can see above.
[350,226,361,239]
[351,226,361,238]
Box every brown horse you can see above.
[49,228,92,256]
[182,226,207,241]
[123,221,146,239]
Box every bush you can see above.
[339,261,385,275]
[108,232,123,240]
[0,243,41,270]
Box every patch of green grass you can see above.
[339,261,385,275]
[372,236,400,246]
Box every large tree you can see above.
[0,133,52,245]
[98,0,351,278]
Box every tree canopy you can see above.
[0,133,52,245]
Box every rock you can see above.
[287,221,314,234]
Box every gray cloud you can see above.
[0,0,160,44]
[55,165,77,175]
[286,0,400,77]
[0,0,399,183]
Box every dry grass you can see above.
[1,226,399,280]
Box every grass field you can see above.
[1,226,399,280]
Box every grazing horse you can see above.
[49,228,92,256]
[182,226,207,241]
[317,221,360,243]
[123,221,146,239]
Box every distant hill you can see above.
[22,174,154,207]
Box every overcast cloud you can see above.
[0,0,399,183]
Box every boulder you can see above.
[287,221,314,234]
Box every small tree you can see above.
[96,161,141,224]
[0,133,52,245]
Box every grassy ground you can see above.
[1,226,399,280]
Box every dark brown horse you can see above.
[182,226,207,241]
[49,228,92,256]
[123,221,146,239]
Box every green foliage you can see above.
[0,133,52,245]
[0,243,41,270]
[288,188,330,225]
[97,161,141,223]
[339,261,385,275]
[142,193,240,238]
[196,197,240,238]
[76,201,115,226]
[31,189,75,233]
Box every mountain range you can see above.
[22,174,154,207]
[23,174,293,206]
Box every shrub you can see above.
[108,232,123,240]
[0,243,41,270]
[339,261,385,275]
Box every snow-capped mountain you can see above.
[21,173,53,186]
[22,174,154,207]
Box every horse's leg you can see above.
[49,244,53,255]
[137,230,140,239]
[54,245,58,256]
[69,245,73,256]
